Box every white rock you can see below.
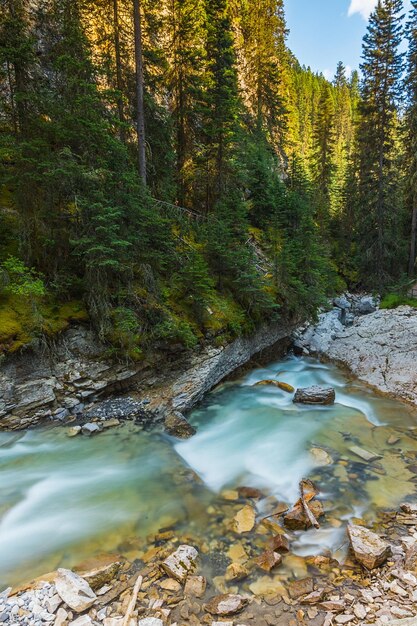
[138,619,163,626]
[103,618,123,626]
[69,616,92,626]
[347,524,391,570]
[55,569,97,612]
[46,594,62,614]
[161,545,198,583]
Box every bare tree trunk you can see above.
[113,0,125,140]
[409,198,417,277]
[133,0,146,185]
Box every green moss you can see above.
[380,293,417,310]
[0,296,88,355]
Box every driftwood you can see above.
[298,479,320,529]
[122,574,143,626]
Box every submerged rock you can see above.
[164,411,196,439]
[225,563,249,581]
[293,386,335,405]
[161,545,198,583]
[255,550,282,572]
[349,445,382,462]
[55,568,97,612]
[233,505,256,533]
[347,524,391,569]
[255,380,294,392]
[205,594,248,615]
[310,447,334,466]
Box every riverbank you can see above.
[294,298,417,407]
[0,320,292,431]
[4,499,417,626]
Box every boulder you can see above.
[81,423,100,436]
[357,295,377,314]
[164,412,196,439]
[55,569,97,612]
[205,594,248,616]
[138,620,164,626]
[233,505,256,533]
[293,386,335,405]
[161,545,198,583]
[79,559,121,590]
[334,296,351,310]
[347,524,391,569]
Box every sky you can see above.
[284,0,410,80]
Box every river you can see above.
[1,355,417,588]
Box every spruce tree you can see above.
[355,0,405,288]
[405,0,417,277]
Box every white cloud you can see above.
[345,65,353,78]
[323,68,333,80]
[348,0,377,20]
[348,0,411,20]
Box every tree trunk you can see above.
[113,0,125,140]
[409,198,417,277]
[133,0,146,185]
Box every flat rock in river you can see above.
[293,386,335,405]
[347,524,391,569]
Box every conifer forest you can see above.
[0,0,416,355]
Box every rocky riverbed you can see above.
[294,297,417,406]
[4,499,417,626]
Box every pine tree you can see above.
[405,0,417,277]
[312,82,335,208]
[355,0,405,288]
[165,0,206,206]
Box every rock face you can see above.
[0,320,292,430]
[295,303,417,406]
[55,568,97,612]
[347,524,391,570]
[293,386,335,405]
[161,545,198,583]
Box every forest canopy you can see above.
[0,0,416,357]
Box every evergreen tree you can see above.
[355,0,405,288]
[405,0,417,277]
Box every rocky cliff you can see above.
[295,301,417,406]
[0,321,292,430]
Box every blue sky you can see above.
[284,0,410,80]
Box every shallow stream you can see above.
[1,356,417,589]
